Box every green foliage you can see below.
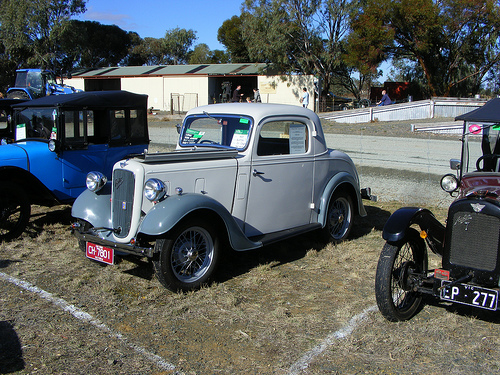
[217,15,251,62]
[188,44,230,64]
[351,0,500,97]
[59,20,138,70]
[0,0,86,71]
[241,0,366,98]
[129,28,198,65]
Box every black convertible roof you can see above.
[11,90,147,109]
[456,98,500,123]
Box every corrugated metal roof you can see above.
[73,63,270,77]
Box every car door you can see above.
[244,118,314,237]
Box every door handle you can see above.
[253,169,264,177]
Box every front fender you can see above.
[318,172,366,227]
[139,193,261,251]
[71,184,112,229]
[382,207,445,255]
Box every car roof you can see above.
[11,90,148,109]
[186,103,321,123]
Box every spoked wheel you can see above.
[375,229,427,321]
[323,192,353,244]
[153,219,220,292]
[0,183,30,241]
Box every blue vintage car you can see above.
[71,103,374,292]
[0,90,150,240]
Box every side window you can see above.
[130,109,147,140]
[257,121,309,156]
[110,110,127,141]
[64,110,95,145]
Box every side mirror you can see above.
[449,159,461,170]
[176,123,181,134]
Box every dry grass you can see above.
[2,201,500,374]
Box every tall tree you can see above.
[350,0,500,97]
[0,0,86,72]
[59,20,138,70]
[217,15,251,62]
[188,44,230,64]
[130,28,197,65]
[163,28,197,65]
[241,0,358,96]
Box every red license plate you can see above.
[86,242,114,265]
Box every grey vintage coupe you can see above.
[71,103,373,291]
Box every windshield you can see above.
[15,107,56,140]
[462,122,500,174]
[179,114,252,150]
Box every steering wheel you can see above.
[200,140,219,145]
[476,154,500,171]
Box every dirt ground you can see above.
[2,116,500,374]
[2,200,500,374]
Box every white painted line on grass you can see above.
[288,305,378,374]
[0,271,176,372]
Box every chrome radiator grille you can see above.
[112,169,135,238]
[448,211,499,271]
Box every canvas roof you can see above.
[11,90,147,109]
[456,98,500,123]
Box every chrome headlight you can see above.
[441,174,459,193]
[144,178,166,201]
[86,171,107,192]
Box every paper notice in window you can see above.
[16,123,26,140]
[289,124,306,154]
[230,129,249,148]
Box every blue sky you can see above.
[76,0,244,50]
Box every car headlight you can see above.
[144,178,166,201]
[86,171,107,192]
[441,174,459,193]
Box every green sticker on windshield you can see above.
[186,128,204,138]
[239,118,249,124]
[493,124,500,130]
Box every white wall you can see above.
[258,75,315,107]
[64,74,316,111]
[122,77,163,110]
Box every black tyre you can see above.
[0,183,30,241]
[375,228,426,321]
[153,219,220,292]
[323,192,353,244]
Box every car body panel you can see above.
[72,103,368,263]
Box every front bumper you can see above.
[72,226,154,258]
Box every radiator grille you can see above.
[112,169,135,238]
[449,211,499,271]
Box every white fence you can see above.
[319,98,486,124]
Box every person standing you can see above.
[232,85,242,102]
[300,87,309,108]
[377,90,392,106]
[253,88,261,102]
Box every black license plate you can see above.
[440,281,499,311]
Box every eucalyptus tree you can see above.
[241,0,359,96]
[349,0,500,97]
[0,0,86,72]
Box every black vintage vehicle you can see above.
[375,98,500,321]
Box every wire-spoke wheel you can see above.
[375,229,426,321]
[0,183,30,241]
[153,219,219,292]
[323,192,353,244]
